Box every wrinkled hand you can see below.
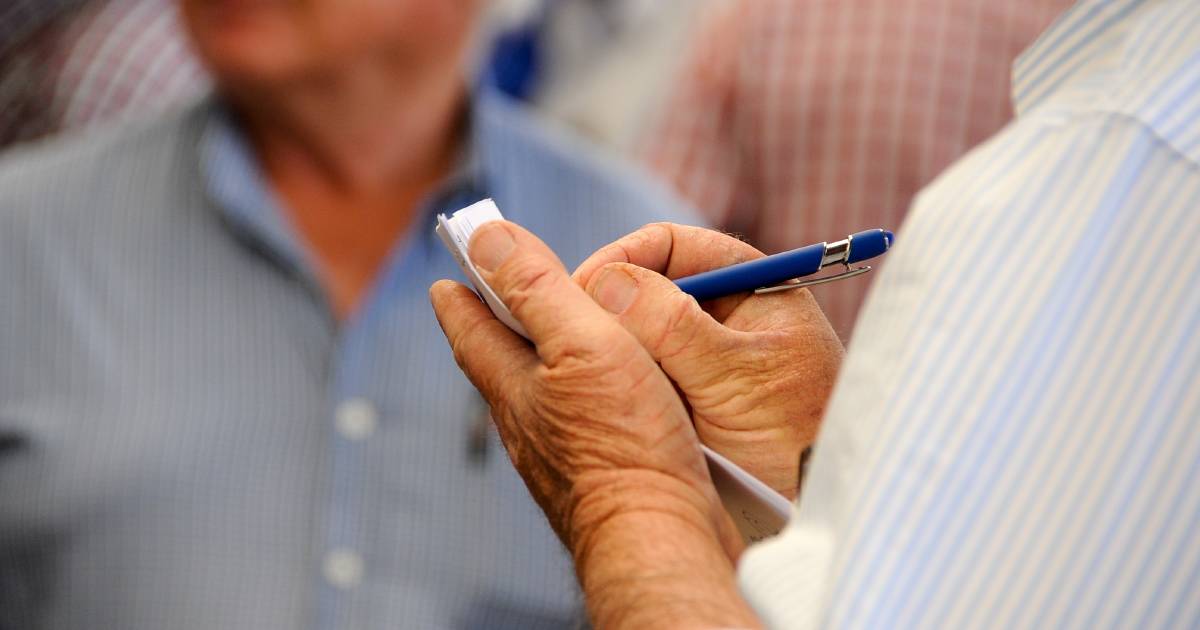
[429,220,743,568]
[574,223,844,499]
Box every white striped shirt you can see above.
[738,1,1200,627]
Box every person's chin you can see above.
[200,44,311,92]
[185,0,293,33]
[188,0,288,16]
[191,19,312,88]
[186,0,305,72]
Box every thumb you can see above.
[586,262,737,384]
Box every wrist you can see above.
[568,470,759,629]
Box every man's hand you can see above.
[430,221,759,629]
[574,223,844,499]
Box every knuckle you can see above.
[447,321,527,402]
[542,335,642,389]
[544,339,618,378]
[537,349,666,430]
[651,292,703,360]
[502,259,559,317]
[448,325,497,392]
[614,225,662,262]
[639,221,675,234]
[448,324,482,372]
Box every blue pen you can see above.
[674,229,895,302]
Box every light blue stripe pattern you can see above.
[739,1,1200,627]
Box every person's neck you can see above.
[231,62,467,198]
[223,58,469,320]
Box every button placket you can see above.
[336,398,378,440]
[323,549,365,589]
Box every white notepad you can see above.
[437,199,793,543]
[436,200,530,338]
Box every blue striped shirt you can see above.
[739,1,1200,627]
[0,93,699,629]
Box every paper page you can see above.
[702,445,793,543]
[436,200,530,337]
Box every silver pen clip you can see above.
[753,265,872,294]
[753,232,873,295]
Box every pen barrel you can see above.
[674,243,826,301]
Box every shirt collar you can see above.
[195,97,489,280]
[197,101,314,279]
[1011,0,1143,115]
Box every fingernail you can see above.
[594,268,638,314]
[469,222,516,272]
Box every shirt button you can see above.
[336,398,377,440]
[323,549,364,589]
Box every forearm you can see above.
[569,471,762,629]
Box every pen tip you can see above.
[884,230,895,249]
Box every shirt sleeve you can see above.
[737,111,1200,629]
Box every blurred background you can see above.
[0,0,713,151]
[0,0,1070,336]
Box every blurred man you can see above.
[0,1,696,628]
[644,0,1073,337]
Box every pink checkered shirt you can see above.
[642,0,1074,338]
[0,0,206,147]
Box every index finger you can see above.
[573,223,768,320]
